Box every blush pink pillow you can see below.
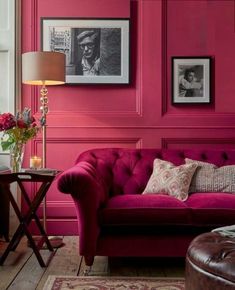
[142,159,198,201]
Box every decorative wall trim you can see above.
[135,0,144,117]
[45,110,142,116]
[31,0,38,49]
[37,201,75,216]
[33,136,142,147]
[161,0,168,115]
[30,137,143,163]
[31,0,40,113]
[16,0,22,111]
[162,138,235,149]
[234,0,235,32]
[43,124,235,129]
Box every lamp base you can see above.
[48,236,64,249]
[28,236,64,249]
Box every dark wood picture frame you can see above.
[172,57,211,104]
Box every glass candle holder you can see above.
[30,156,42,169]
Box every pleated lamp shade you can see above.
[22,51,66,85]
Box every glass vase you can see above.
[10,143,25,173]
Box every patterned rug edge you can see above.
[43,275,185,290]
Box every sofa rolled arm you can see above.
[57,161,109,260]
[58,161,108,201]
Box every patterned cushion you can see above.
[185,158,235,193]
[142,159,198,201]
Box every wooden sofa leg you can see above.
[83,255,94,275]
[84,255,94,266]
[83,266,92,276]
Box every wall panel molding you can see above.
[44,124,235,129]
[162,138,235,149]
[32,136,143,148]
[161,0,168,116]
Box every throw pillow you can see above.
[142,159,198,201]
[185,158,235,193]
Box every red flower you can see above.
[0,108,41,153]
[17,119,27,128]
[0,113,16,131]
[30,116,36,123]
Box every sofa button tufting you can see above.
[222,152,228,160]
[201,153,207,160]
[136,152,142,159]
[113,152,119,158]
[126,168,132,176]
[179,152,185,159]
[156,154,162,159]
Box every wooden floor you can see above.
[0,236,185,290]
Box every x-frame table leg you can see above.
[0,178,55,267]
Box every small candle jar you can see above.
[30,156,42,169]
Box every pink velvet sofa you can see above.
[57,148,235,266]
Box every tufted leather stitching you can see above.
[188,233,235,283]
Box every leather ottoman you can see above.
[185,232,235,290]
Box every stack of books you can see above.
[23,168,59,175]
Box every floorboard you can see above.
[0,236,185,290]
[0,237,33,290]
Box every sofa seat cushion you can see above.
[99,194,190,226]
[185,193,235,226]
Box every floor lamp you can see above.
[22,51,65,247]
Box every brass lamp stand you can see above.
[40,82,48,231]
[22,51,66,248]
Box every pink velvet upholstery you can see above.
[57,148,235,266]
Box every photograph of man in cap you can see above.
[76,29,100,76]
[45,18,129,83]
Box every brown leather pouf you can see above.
[185,232,235,290]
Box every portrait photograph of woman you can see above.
[172,57,211,104]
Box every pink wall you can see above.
[21,0,235,234]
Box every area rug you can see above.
[43,276,185,290]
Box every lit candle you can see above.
[30,156,42,169]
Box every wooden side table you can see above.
[0,166,10,241]
[0,184,9,242]
[0,171,58,267]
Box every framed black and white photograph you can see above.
[41,18,130,84]
[172,57,211,104]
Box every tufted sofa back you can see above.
[75,148,235,196]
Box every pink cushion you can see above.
[100,193,235,227]
[142,159,198,201]
[185,193,235,226]
[185,158,235,193]
[100,194,190,226]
